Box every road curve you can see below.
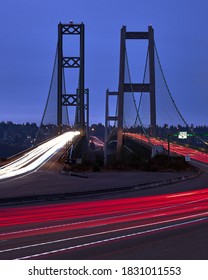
[0,132,208,260]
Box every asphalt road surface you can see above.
[0,133,208,260]
[0,186,208,260]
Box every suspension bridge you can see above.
[1,22,208,261]
[1,21,208,181]
[105,24,208,165]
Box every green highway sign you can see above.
[170,132,208,137]
[178,131,187,139]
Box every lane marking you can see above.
[1,195,207,237]
[16,216,208,260]
[0,211,208,256]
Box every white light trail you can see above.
[0,131,80,180]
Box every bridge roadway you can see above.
[0,131,80,180]
[125,132,208,163]
[0,134,208,259]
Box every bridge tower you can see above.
[117,25,156,155]
[105,25,156,158]
[57,21,88,136]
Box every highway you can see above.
[0,132,208,260]
[125,132,208,163]
[0,131,79,180]
[0,187,208,259]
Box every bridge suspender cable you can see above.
[154,42,208,147]
[124,46,152,145]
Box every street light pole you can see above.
[168,134,170,157]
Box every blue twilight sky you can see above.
[0,0,208,126]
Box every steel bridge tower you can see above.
[105,25,156,158]
[57,21,88,136]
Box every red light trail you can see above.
[0,133,208,259]
[0,186,207,259]
[0,188,208,240]
[125,133,208,163]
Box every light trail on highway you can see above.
[0,131,80,180]
[1,131,208,259]
[126,133,208,163]
[89,136,104,148]
[0,188,208,259]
